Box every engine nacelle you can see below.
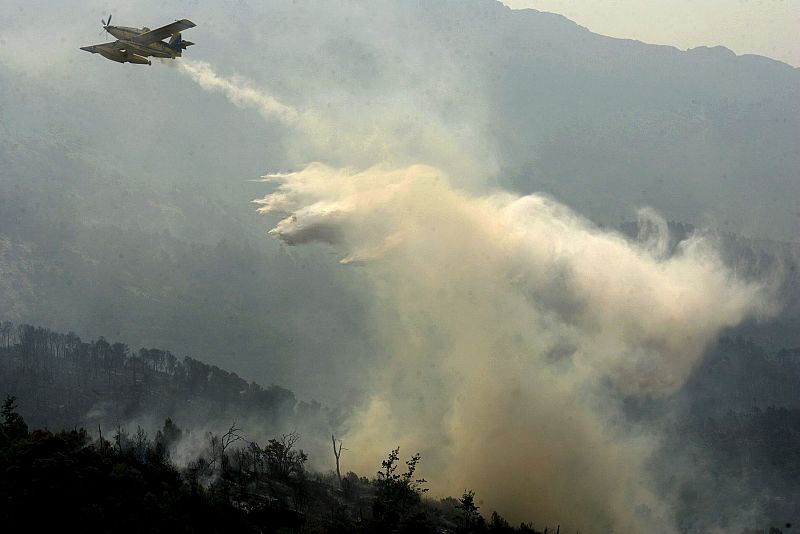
[126,53,151,65]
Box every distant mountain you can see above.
[478,7,800,241]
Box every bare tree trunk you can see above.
[332,434,343,484]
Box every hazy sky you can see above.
[502,0,800,67]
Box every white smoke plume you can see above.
[176,59,496,183]
[256,163,772,531]
[179,59,303,126]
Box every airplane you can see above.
[80,15,196,65]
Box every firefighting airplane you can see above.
[80,15,195,65]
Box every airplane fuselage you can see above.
[105,26,182,58]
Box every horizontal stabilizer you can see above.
[133,19,196,46]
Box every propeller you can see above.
[98,14,112,37]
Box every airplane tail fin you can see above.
[168,33,194,53]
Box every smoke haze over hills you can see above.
[1,0,799,530]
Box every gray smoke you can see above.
[254,163,772,530]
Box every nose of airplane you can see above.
[80,46,94,52]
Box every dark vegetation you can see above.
[662,337,800,532]
[0,319,317,433]
[0,397,255,533]
[2,318,799,532]
[0,322,559,533]
[0,395,554,533]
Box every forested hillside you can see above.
[0,391,556,532]
[0,321,325,437]
[1,319,799,532]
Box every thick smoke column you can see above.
[175,54,772,532]
[256,163,770,531]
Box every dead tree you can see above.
[222,421,245,453]
[332,434,344,484]
[221,421,245,472]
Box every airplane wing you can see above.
[133,19,196,45]
[80,41,125,53]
